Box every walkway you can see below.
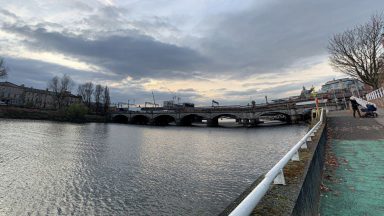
[319,109,384,215]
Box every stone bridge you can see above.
[111,103,313,127]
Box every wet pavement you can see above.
[320,110,384,215]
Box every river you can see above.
[0,119,307,215]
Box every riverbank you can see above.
[0,106,107,123]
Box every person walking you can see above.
[350,96,361,118]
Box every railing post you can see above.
[291,151,300,161]
[301,142,308,149]
[273,169,286,185]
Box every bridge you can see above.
[111,101,322,126]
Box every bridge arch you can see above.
[179,114,205,126]
[152,115,176,126]
[130,115,150,125]
[209,113,240,127]
[258,111,291,122]
[112,114,129,123]
[211,113,240,121]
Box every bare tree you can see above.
[103,86,110,113]
[94,84,103,113]
[78,82,94,108]
[328,14,384,89]
[77,84,87,104]
[0,58,8,78]
[48,74,74,109]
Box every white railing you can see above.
[366,87,384,100]
[229,108,324,216]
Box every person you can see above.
[350,96,361,118]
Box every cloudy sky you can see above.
[0,0,383,106]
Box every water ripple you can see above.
[0,119,307,215]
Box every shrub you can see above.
[66,103,88,122]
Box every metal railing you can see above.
[366,87,384,100]
[229,108,324,216]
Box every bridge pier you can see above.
[240,118,262,126]
[175,119,192,126]
[289,114,301,124]
[207,118,219,127]
[250,118,262,126]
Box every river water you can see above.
[0,119,307,215]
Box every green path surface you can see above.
[320,111,384,216]
[320,140,384,216]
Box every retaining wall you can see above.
[291,121,327,215]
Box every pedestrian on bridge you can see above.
[350,96,361,118]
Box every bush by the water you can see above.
[66,103,88,122]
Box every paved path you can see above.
[319,110,384,215]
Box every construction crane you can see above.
[145,101,158,108]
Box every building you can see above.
[319,78,364,95]
[0,82,24,105]
[314,78,373,109]
[0,81,81,109]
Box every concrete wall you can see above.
[291,122,327,215]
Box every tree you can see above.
[328,14,384,89]
[103,86,110,113]
[77,84,87,104]
[48,74,74,109]
[94,84,103,113]
[0,58,8,78]
[77,82,94,108]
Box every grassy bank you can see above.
[0,106,108,123]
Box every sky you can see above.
[0,0,383,106]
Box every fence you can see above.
[366,87,384,100]
[229,108,324,216]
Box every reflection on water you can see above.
[0,119,307,215]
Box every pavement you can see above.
[319,110,384,215]
[374,107,384,126]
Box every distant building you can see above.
[319,78,364,94]
[0,81,81,109]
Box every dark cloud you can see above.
[3,23,210,80]
[199,0,384,78]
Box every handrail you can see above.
[229,108,324,216]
